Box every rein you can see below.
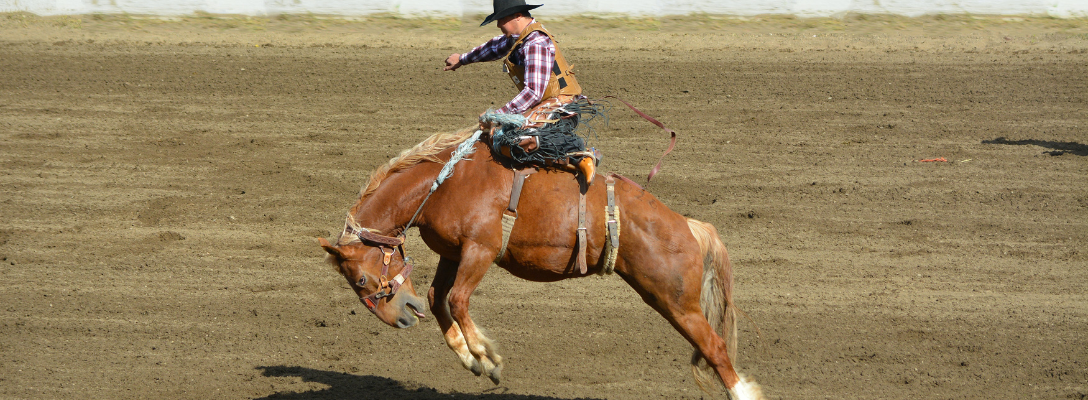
[603,96,677,182]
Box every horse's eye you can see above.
[357,276,367,286]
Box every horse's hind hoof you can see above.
[469,362,483,376]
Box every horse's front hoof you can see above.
[487,364,503,385]
[468,361,483,377]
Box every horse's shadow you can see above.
[255,366,602,400]
[983,137,1088,156]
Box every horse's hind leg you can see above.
[620,261,763,399]
[428,257,482,376]
[670,311,762,399]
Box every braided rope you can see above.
[432,128,486,192]
[480,111,527,140]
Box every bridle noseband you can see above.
[344,226,415,313]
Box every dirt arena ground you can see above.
[1,13,1086,399]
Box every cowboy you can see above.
[443,0,599,183]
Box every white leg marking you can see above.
[728,374,765,400]
[443,322,481,374]
[462,324,504,383]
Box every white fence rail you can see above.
[3,0,1086,18]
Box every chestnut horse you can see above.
[319,127,764,399]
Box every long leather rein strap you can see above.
[603,96,677,182]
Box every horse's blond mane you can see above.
[346,126,479,223]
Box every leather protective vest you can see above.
[502,21,582,103]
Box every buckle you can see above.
[381,247,394,265]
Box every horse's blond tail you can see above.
[686,218,738,392]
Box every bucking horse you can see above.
[319,126,765,399]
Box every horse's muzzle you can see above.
[371,291,426,329]
[395,295,427,328]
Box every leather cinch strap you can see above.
[495,168,536,263]
[601,176,620,274]
[576,184,588,274]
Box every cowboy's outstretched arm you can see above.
[445,35,513,72]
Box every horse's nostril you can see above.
[397,316,416,328]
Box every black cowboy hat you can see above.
[480,0,542,27]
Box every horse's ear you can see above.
[318,238,343,258]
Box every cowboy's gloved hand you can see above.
[443,54,462,71]
[479,113,492,132]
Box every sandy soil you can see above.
[1,13,1086,399]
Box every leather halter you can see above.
[344,225,415,313]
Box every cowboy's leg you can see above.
[447,241,504,384]
[545,130,596,184]
[428,257,482,375]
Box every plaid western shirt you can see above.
[459,23,554,115]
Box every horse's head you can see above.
[319,236,426,329]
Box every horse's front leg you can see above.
[428,257,482,376]
[446,242,504,384]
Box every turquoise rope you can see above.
[432,128,485,192]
